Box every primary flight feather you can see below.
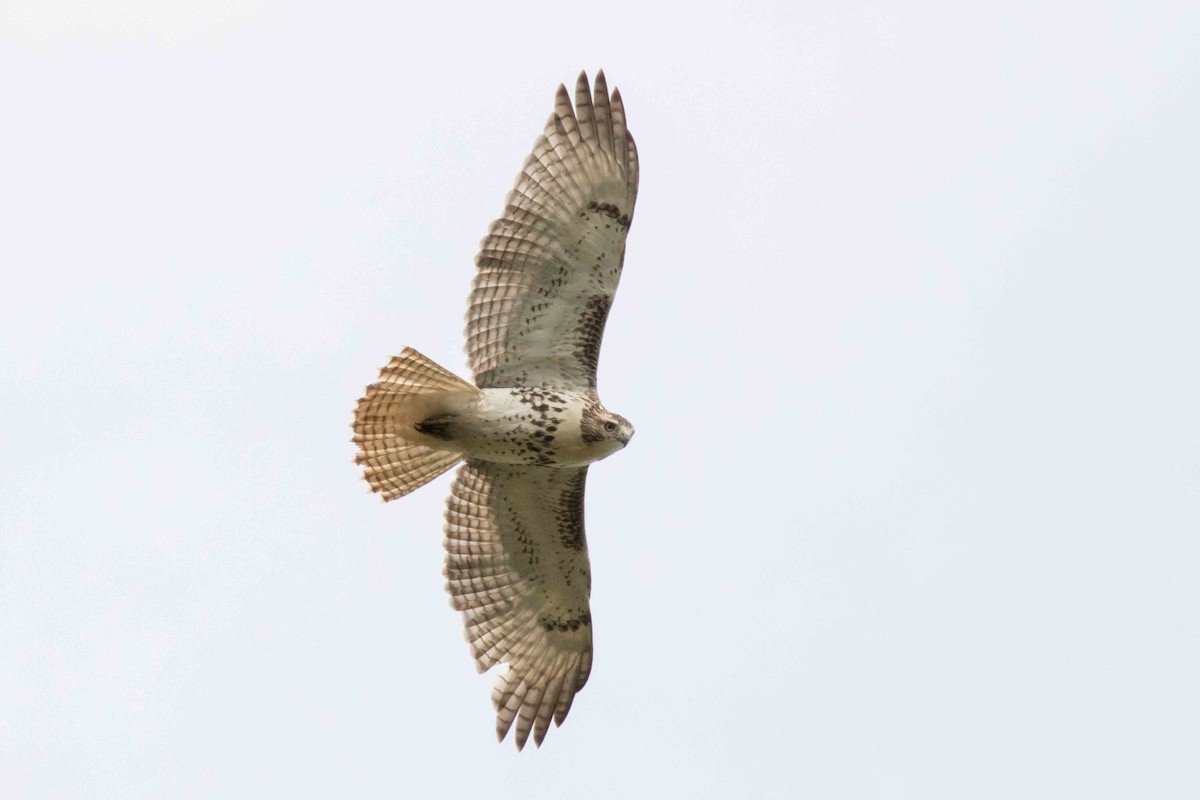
[353,70,638,749]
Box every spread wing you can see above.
[466,70,639,390]
[444,459,594,749]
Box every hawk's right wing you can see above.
[443,459,594,749]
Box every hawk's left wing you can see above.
[444,460,594,749]
[466,70,639,390]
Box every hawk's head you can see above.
[580,403,634,460]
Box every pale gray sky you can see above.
[2,1,1199,797]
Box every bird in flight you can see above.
[353,71,639,749]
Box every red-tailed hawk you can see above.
[353,71,638,749]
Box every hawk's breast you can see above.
[444,388,601,468]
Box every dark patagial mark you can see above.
[556,469,588,551]
[574,294,611,382]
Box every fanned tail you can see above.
[353,347,481,501]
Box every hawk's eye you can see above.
[603,420,618,433]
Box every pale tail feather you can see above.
[353,347,480,501]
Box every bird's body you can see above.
[413,387,632,469]
[353,70,638,749]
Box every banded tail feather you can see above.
[353,347,481,501]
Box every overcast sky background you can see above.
[2,1,1199,797]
